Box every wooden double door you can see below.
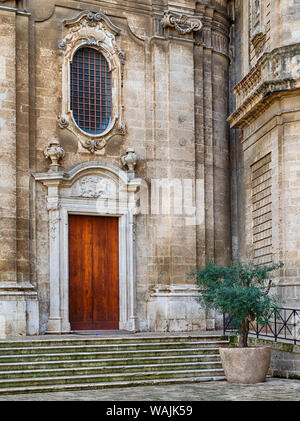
[69,215,119,330]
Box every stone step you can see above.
[0,361,223,379]
[0,368,225,389]
[0,353,221,371]
[0,335,225,348]
[0,375,226,395]
[0,340,228,356]
[0,347,221,363]
[0,335,226,395]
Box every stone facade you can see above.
[0,0,299,337]
[229,0,300,310]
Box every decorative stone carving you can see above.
[162,11,202,35]
[44,139,65,171]
[290,55,300,78]
[271,57,281,79]
[229,45,300,128]
[49,217,60,240]
[58,115,69,129]
[58,10,126,154]
[250,0,261,34]
[85,139,106,154]
[118,50,126,65]
[250,0,265,54]
[84,36,102,47]
[121,148,139,176]
[78,176,115,198]
[58,41,67,51]
[116,121,127,135]
[33,161,145,333]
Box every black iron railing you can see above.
[223,307,300,345]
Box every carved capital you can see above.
[162,11,202,35]
[44,139,65,172]
[47,199,61,211]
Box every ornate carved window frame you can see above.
[58,11,126,154]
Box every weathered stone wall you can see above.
[0,0,231,335]
[250,338,300,380]
[0,9,17,285]
[0,3,39,336]
[229,0,300,309]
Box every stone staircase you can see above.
[0,334,228,395]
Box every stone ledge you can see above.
[229,43,300,128]
[228,78,300,128]
[248,337,300,354]
[249,338,300,380]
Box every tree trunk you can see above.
[238,319,249,348]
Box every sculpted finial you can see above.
[121,148,139,178]
[44,139,65,172]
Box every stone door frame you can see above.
[34,161,143,334]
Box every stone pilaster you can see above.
[46,181,62,334]
[0,6,38,337]
[0,9,17,285]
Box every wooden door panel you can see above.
[69,215,94,329]
[69,215,119,330]
[92,217,119,328]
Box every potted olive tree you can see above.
[191,261,283,384]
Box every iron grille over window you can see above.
[70,47,112,135]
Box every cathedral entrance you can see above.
[68,215,119,330]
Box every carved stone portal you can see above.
[33,161,145,334]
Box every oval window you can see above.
[70,47,112,135]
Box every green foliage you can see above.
[191,260,284,335]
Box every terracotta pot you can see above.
[219,346,271,384]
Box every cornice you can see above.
[0,4,30,15]
[229,44,300,129]
[56,0,152,18]
[228,79,300,129]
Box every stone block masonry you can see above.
[249,338,300,380]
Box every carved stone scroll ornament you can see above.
[58,115,69,129]
[44,139,65,172]
[162,11,202,35]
